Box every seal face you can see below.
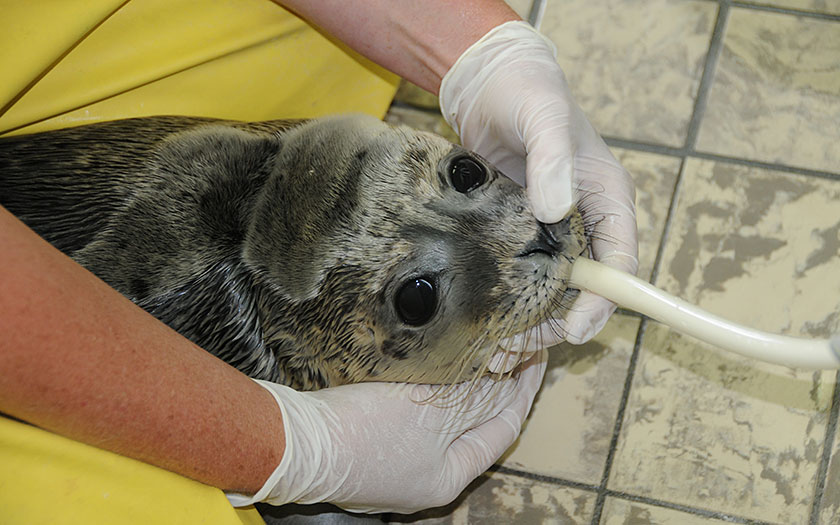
[0,114,586,390]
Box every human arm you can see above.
[277,0,519,95]
[0,205,284,494]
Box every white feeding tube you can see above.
[569,257,840,370]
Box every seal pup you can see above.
[0,114,587,390]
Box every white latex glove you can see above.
[440,20,638,350]
[226,351,547,514]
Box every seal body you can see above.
[0,115,586,390]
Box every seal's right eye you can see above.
[395,277,437,326]
[449,156,486,193]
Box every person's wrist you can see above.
[226,380,294,507]
[424,5,520,94]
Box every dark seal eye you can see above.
[449,156,486,193]
[395,278,437,326]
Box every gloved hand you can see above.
[440,20,638,349]
[226,351,547,514]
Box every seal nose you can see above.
[517,217,571,258]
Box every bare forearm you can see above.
[278,0,520,94]
[0,206,283,494]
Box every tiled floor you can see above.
[385,0,840,523]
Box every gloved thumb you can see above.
[522,102,576,224]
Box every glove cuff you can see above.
[439,20,557,136]
[225,379,296,507]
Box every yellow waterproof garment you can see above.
[0,0,399,135]
[0,415,265,524]
[0,0,398,522]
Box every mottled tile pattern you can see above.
[600,498,733,524]
[501,315,639,484]
[612,149,682,282]
[696,8,840,174]
[741,0,840,15]
[610,158,840,524]
[388,471,596,524]
[657,158,840,336]
[541,0,717,147]
[611,324,833,524]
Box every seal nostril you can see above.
[539,222,560,247]
[517,220,570,259]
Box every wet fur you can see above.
[0,115,587,390]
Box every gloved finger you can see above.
[558,292,616,345]
[446,350,547,479]
[574,154,639,272]
[522,102,576,224]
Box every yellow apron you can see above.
[0,1,399,522]
[0,0,399,135]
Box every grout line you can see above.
[604,136,840,182]
[809,370,840,525]
[646,156,689,288]
[730,1,840,22]
[615,307,644,319]
[603,136,685,157]
[683,0,729,151]
[588,156,687,523]
[491,465,600,493]
[690,151,840,181]
[590,318,650,525]
[495,464,774,524]
[601,489,776,525]
[527,0,548,29]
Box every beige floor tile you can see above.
[600,497,732,524]
[500,314,639,484]
[389,471,596,524]
[541,0,717,147]
[740,0,840,15]
[696,9,840,174]
[612,149,682,282]
[384,105,460,144]
[608,158,840,524]
[610,325,833,524]
[657,158,840,335]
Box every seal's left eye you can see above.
[395,277,436,326]
[449,156,486,193]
